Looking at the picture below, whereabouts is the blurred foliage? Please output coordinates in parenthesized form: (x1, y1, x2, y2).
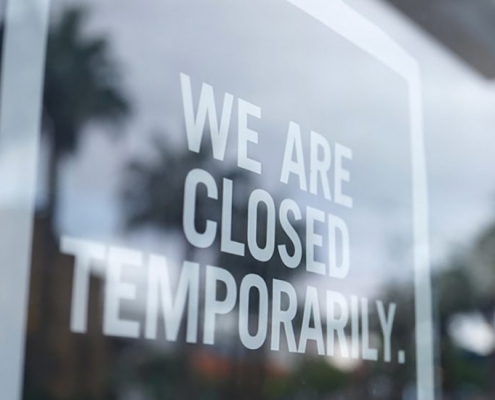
(42, 6, 131, 230)
(24, 6, 131, 400)
(294, 359, 349, 393)
(43, 6, 130, 156)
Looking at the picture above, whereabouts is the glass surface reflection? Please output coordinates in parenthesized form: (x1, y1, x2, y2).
(24, 1, 418, 399)
(0, 0, 494, 399)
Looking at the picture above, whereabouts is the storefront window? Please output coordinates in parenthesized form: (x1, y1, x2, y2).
(1, 0, 495, 399)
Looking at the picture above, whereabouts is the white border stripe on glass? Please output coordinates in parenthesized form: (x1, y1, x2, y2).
(286, 1, 434, 399)
(0, 0, 50, 399)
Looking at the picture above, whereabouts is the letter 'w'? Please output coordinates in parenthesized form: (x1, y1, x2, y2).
(180, 73, 233, 161)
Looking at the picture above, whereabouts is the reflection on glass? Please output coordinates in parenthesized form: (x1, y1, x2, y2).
(24, 2, 417, 399)
(0, 0, 492, 399)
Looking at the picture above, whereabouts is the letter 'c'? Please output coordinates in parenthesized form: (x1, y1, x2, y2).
(183, 169, 218, 248)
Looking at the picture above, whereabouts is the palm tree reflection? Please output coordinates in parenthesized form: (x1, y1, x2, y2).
(25, 6, 130, 400)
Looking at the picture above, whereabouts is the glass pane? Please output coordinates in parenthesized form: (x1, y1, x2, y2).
(1, 0, 495, 399)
